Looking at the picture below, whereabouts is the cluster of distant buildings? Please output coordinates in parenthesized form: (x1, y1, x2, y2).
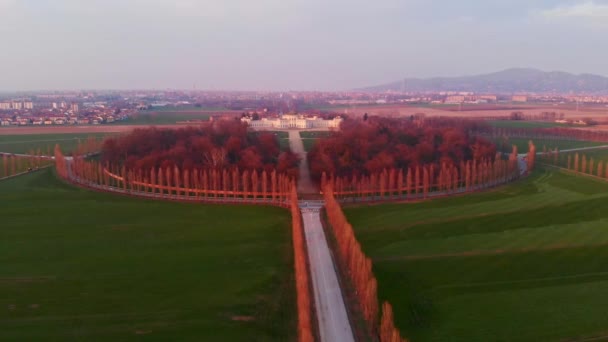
(326, 92, 608, 106)
(241, 114, 342, 129)
(0, 100, 34, 110)
(0, 97, 134, 127)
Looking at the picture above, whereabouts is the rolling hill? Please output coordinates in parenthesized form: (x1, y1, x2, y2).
(361, 68, 608, 93)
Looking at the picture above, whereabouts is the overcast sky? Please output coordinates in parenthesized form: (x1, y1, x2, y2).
(1, 0, 607, 91)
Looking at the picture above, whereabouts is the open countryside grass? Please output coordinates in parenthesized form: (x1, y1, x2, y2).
(344, 169, 608, 342)
(117, 111, 213, 125)
(558, 147, 608, 164)
(0, 170, 295, 341)
(299, 131, 332, 152)
(487, 120, 568, 129)
(0, 133, 112, 155)
(494, 137, 605, 153)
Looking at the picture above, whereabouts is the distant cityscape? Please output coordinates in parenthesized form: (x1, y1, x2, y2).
(2, 89, 608, 127)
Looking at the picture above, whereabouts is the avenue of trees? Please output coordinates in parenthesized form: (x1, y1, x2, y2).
(101, 121, 299, 178)
(308, 117, 497, 182)
(290, 185, 314, 342)
(324, 187, 408, 342)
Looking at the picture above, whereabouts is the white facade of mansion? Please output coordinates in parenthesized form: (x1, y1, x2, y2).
(241, 114, 343, 130)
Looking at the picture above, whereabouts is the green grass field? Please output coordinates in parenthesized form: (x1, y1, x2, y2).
(345, 169, 608, 342)
(301, 139, 316, 152)
(487, 120, 569, 129)
(0, 133, 112, 155)
(149, 106, 228, 112)
(117, 111, 213, 125)
(299, 131, 332, 152)
(0, 170, 295, 341)
(494, 137, 605, 153)
(558, 148, 608, 163)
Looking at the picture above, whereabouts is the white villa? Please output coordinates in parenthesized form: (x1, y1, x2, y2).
(241, 114, 343, 130)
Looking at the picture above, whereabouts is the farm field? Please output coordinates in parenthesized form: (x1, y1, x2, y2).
(0, 133, 112, 155)
(344, 169, 608, 342)
(0, 170, 295, 341)
(493, 137, 605, 153)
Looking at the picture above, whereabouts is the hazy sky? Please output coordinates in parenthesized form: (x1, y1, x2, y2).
(1, 0, 607, 91)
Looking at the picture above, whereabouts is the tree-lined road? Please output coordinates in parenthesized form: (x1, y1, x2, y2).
(300, 203, 354, 342)
(289, 130, 355, 342)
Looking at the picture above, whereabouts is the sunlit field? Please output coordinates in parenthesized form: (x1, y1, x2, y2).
(345, 168, 608, 342)
(0, 170, 295, 341)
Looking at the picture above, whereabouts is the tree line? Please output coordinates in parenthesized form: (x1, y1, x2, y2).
(55, 145, 295, 204)
(289, 185, 314, 342)
(1, 152, 53, 179)
(324, 186, 408, 342)
(542, 149, 608, 179)
(101, 121, 299, 178)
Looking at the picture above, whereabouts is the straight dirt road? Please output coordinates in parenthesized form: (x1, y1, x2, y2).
(289, 130, 354, 342)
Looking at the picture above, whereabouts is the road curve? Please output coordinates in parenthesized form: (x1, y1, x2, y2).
(300, 204, 354, 342)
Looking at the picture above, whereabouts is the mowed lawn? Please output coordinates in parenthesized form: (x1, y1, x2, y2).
(299, 131, 332, 152)
(0, 170, 295, 341)
(345, 169, 608, 342)
(0, 133, 112, 155)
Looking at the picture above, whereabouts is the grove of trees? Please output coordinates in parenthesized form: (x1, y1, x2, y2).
(308, 117, 497, 182)
(101, 121, 299, 178)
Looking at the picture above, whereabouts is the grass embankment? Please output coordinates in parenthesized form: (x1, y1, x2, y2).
(345, 169, 608, 342)
(0, 133, 111, 155)
(0, 170, 295, 341)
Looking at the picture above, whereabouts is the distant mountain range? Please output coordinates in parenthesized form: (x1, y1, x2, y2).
(360, 68, 608, 94)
